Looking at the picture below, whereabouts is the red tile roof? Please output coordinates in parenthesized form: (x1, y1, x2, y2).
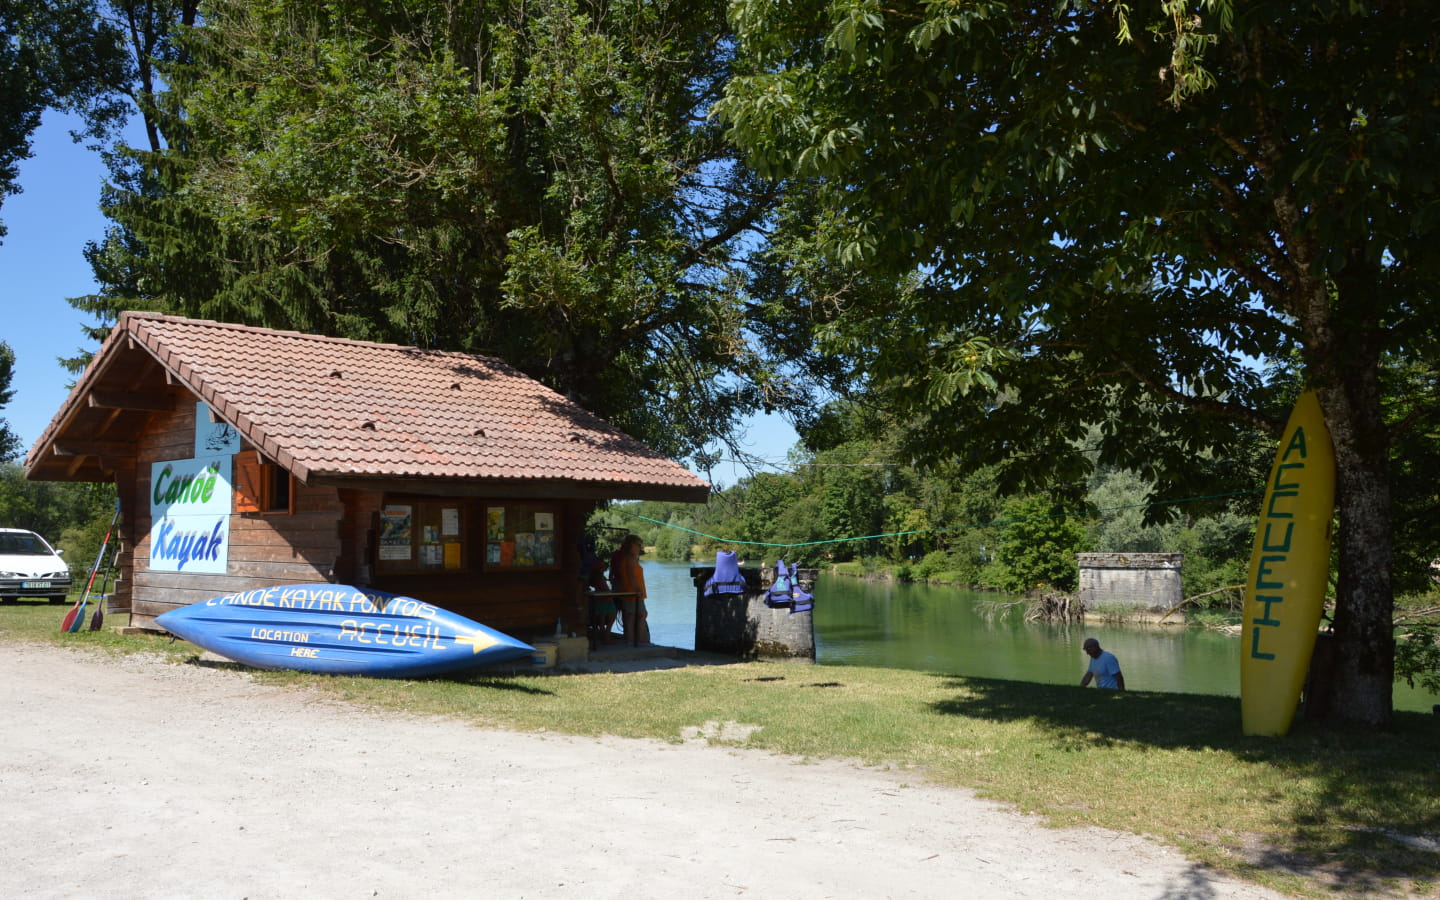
(28, 313, 710, 501)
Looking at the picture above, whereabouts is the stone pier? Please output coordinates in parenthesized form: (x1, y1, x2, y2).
(691, 564, 816, 661)
(1077, 552, 1183, 614)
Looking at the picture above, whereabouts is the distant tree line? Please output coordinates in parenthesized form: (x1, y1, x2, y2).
(592, 406, 1260, 606)
(0, 462, 116, 583)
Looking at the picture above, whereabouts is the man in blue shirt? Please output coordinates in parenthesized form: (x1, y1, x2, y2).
(1080, 638, 1125, 690)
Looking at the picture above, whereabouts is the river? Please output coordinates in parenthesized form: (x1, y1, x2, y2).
(638, 559, 1437, 713)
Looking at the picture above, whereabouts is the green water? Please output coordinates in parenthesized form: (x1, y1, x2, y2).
(640, 560, 1437, 712)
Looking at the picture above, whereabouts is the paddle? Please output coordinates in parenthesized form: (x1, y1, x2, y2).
(58, 599, 82, 634)
(87, 541, 116, 631)
(62, 499, 120, 634)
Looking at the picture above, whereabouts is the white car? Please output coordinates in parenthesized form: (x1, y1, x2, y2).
(0, 528, 73, 603)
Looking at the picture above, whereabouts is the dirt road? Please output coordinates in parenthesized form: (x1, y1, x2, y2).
(0, 645, 1283, 899)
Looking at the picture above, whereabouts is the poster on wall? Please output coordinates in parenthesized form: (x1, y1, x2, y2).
(379, 505, 413, 560)
(534, 531, 555, 566)
(148, 456, 233, 574)
(486, 507, 505, 541)
(420, 521, 442, 565)
(194, 401, 241, 457)
(514, 532, 535, 566)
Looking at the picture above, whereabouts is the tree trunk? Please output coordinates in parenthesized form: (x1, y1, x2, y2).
(1318, 371, 1395, 730)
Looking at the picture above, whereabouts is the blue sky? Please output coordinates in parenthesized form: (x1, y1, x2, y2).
(0, 112, 110, 458)
(0, 112, 796, 487)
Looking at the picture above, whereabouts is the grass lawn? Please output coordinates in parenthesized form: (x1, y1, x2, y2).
(4, 600, 1437, 898)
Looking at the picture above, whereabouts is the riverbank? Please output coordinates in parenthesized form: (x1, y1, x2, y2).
(3, 643, 1298, 900)
(5, 597, 1440, 897)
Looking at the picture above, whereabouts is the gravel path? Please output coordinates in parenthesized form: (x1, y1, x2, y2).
(0, 644, 1284, 899)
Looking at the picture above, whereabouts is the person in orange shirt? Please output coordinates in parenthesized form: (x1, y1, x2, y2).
(610, 534, 651, 647)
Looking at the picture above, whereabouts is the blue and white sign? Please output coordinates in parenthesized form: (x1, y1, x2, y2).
(195, 401, 241, 457)
(149, 456, 233, 574)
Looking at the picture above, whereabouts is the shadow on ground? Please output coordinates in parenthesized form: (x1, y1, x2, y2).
(931, 674, 1440, 894)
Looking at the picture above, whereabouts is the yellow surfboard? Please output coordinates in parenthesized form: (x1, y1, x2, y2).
(1241, 390, 1335, 736)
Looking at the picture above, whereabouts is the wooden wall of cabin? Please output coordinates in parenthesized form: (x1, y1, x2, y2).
(130, 399, 342, 628)
(333, 487, 383, 587)
(103, 460, 138, 617)
(365, 495, 596, 640)
(125, 397, 603, 637)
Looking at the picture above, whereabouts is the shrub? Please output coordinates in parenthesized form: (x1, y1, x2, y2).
(1394, 622, 1440, 695)
(912, 549, 952, 581)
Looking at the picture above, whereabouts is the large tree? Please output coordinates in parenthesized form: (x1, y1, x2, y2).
(0, 0, 132, 242)
(719, 0, 1440, 728)
(79, 0, 806, 462)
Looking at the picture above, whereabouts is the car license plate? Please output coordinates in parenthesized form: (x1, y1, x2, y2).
(22, 581, 51, 589)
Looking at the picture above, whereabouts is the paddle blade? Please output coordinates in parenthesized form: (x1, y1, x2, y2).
(59, 604, 80, 633)
(67, 600, 88, 633)
(89, 604, 104, 631)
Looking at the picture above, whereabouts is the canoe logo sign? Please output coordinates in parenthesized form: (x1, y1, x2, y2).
(149, 456, 232, 574)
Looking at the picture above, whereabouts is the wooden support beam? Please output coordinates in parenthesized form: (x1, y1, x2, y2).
(53, 440, 134, 458)
(89, 390, 172, 411)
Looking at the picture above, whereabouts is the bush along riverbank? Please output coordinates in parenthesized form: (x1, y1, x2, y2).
(824, 557, 1242, 627)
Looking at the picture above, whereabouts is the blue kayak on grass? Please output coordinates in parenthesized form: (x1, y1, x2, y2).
(155, 584, 533, 678)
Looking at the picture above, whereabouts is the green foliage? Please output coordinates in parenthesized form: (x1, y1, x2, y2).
(1384, 355, 1440, 591)
(1083, 454, 1253, 600)
(737, 473, 801, 548)
(596, 409, 1306, 595)
(995, 496, 1089, 593)
(884, 503, 932, 561)
(0, 341, 18, 460)
(1171, 523, 1250, 603)
(0, 0, 131, 241)
(653, 518, 694, 562)
(720, 0, 1440, 725)
(939, 531, 996, 588)
(1086, 465, 1196, 554)
(0, 462, 114, 580)
(76, 0, 803, 461)
(910, 549, 954, 583)
(818, 460, 884, 561)
(1393, 623, 1440, 696)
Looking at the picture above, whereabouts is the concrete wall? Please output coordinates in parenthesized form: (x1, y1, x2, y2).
(1077, 552, 1183, 613)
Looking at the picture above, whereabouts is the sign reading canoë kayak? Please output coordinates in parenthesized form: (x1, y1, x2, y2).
(149, 455, 233, 574)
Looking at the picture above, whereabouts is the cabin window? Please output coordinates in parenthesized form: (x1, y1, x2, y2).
(234, 451, 293, 515)
(376, 500, 467, 573)
(482, 503, 560, 570)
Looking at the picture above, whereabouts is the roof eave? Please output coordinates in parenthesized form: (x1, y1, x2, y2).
(306, 472, 711, 504)
(24, 313, 159, 481)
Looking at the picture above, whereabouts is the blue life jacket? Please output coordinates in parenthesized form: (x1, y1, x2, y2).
(766, 559, 815, 614)
(765, 559, 794, 607)
(703, 550, 747, 596)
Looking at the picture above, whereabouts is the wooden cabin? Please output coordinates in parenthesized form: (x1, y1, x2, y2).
(24, 312, 709, 638)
